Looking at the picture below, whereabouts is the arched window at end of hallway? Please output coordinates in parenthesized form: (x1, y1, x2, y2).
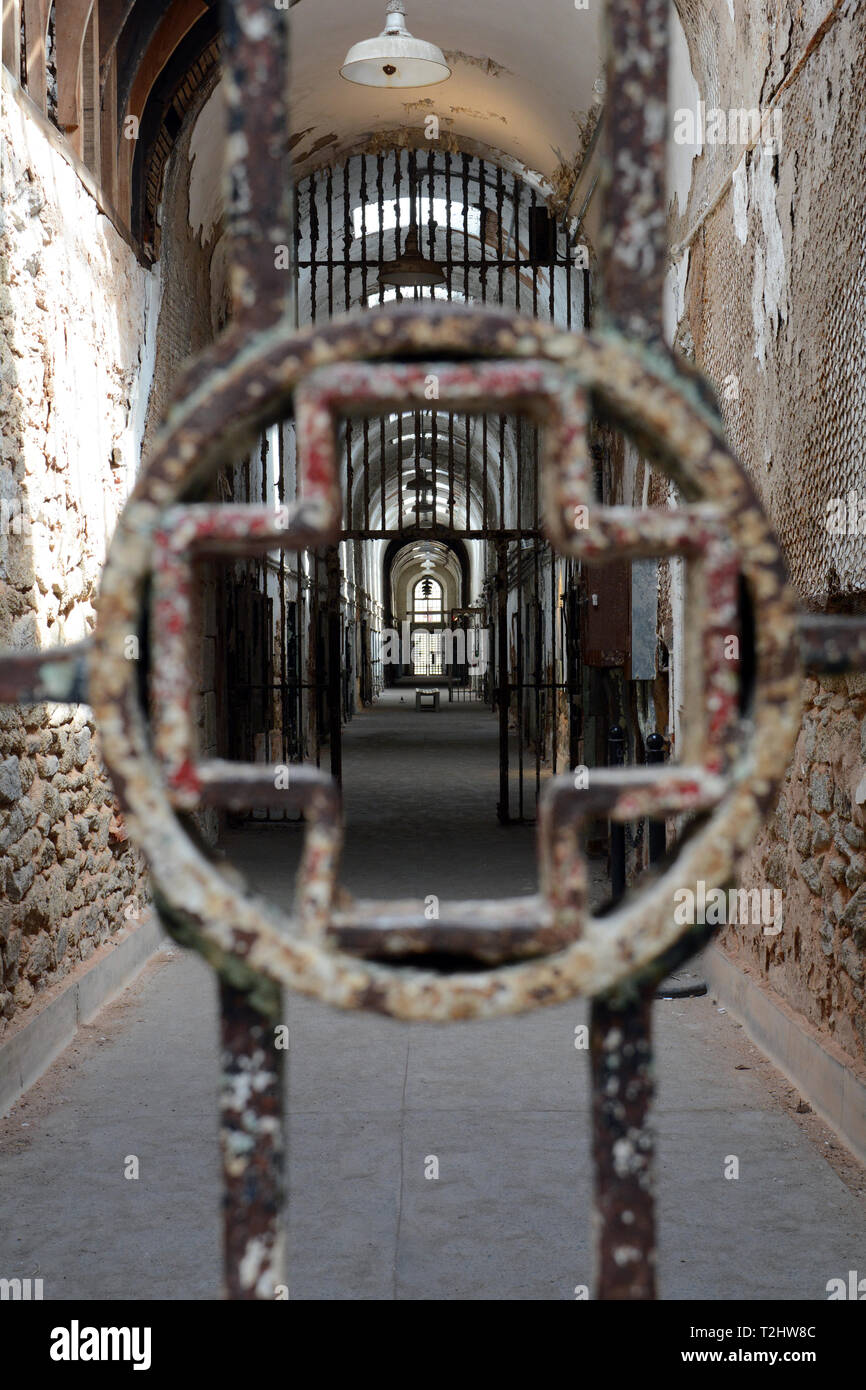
(413, 577, 444, 624)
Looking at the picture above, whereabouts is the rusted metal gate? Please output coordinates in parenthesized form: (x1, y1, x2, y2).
(2, 0, 865, 1301)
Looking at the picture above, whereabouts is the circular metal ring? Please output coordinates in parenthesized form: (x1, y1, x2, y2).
(91, 304, 801, 1020)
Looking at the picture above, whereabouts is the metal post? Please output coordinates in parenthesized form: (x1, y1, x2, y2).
(590, 989, 656, 1299)
(326, 545, 343, 784)
(497, 538, 510, 823)
(592, 718, 656, 1299)
(220, 0, 293, 327)
(607, 723, 626, 899)
(588, 0, 673, 1300)
(646, 732, 668, 864)
(215, 0, 295, 1301)
(219, 980, 285, 1300)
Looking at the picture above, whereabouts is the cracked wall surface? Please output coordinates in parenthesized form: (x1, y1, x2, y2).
(670, 0, 866, 1063)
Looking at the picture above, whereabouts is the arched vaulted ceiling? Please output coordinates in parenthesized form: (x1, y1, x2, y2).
(108, 0, 603, 249)
(283, 0, 604, 185)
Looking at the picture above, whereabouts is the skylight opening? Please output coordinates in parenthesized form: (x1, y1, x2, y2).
(353, 198, 482, 240)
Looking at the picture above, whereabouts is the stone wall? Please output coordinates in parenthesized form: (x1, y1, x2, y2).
(724, 673, 866, 1065)
(669, 0, 866, 1065)
(0, 76, 160, 1033)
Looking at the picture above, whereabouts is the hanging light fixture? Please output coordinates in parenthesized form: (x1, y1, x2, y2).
(378, 145, 446, 292)
(378, 224, 445, 291)
(405, 465, 436, 522)
(341, 2, 452, 89)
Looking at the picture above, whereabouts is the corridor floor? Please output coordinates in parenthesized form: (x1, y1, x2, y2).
(1, 694, 865, 1300)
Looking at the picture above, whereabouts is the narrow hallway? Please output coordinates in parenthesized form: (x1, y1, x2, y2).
(1, 693, 864, 1300)
(222, 691, 544, 906)
(2, 0, 866, 1321)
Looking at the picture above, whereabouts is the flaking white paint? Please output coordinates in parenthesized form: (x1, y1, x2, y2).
(188, 83, 227, 246)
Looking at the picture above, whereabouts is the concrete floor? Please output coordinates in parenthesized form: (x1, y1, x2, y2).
(1, 694, 865, 1300)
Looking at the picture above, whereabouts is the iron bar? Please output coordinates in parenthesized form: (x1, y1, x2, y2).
(599, 0, 669, 341)
(497, 538, 510, 824)
(608, 725, 627, 902)
(220, 0, 292, 325)
(646, 731, 668, 864)
(590, 989, 656, 1300)
(219, 979, 285, 1300)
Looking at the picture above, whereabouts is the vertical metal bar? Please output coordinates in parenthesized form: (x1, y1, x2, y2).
(427, 145, 436, 269)
(590, 989, 656, 1300)
(482, 416, 489, 532)
(243, 450, 253, 763)
(380, 415, 386, 537)
(430, 408, 438, 535)
(588, 0, 671, 1303)
(646, 732, 668, 863)
(608, 723, 627, 899)
(310, 553, 320, 766)
(293, 164, 301, 330)
(260, 431, 269, 768)
(462, 153, 470, 304)
(548, 204, 556, 323)
(394, 145, 403, 289)
(309, 168, 318, 324)
(398, 403, 404, 533)
(512, 172, 521, 315)
(444, 149, 453, 302)
(600, 0, 669, 342)
(448, 410, 455, 530)
(327, 165, 334, 319)
(219, 979, 285, 1300)
(498, 417, 504, 535)
(516, 536, 524, 821)
(376, 151, 385, 307)
(533, 447, 540, 812)
(565, 214, 573, 331)
(327, 546, 342, 783)
(479, 157, 488, 304)
(464, 414, 470, 534)
(278, 426, 288, 766)
(516, 418, 523, 536)
(359, 154, 368, 307)
(592, 714, 656, 1300)
(343, 160, 352, 315)
(497, 538, 510, 824)
(496, 164, 504, 306)
(220, 0, 293, 325)
(590, 710, 657, 1299)
(346, 419, 354, 536)
(567, 568, 581, 770)
(550, 533, 557, 775)
(363, 418, 370, 534)
(414, 407, 421, 529)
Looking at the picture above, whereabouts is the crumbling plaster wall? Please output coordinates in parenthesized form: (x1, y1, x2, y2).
(142, 76, 224, 843)
(0, 78, 160, 1032)
(669, 0, 866, 1062)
